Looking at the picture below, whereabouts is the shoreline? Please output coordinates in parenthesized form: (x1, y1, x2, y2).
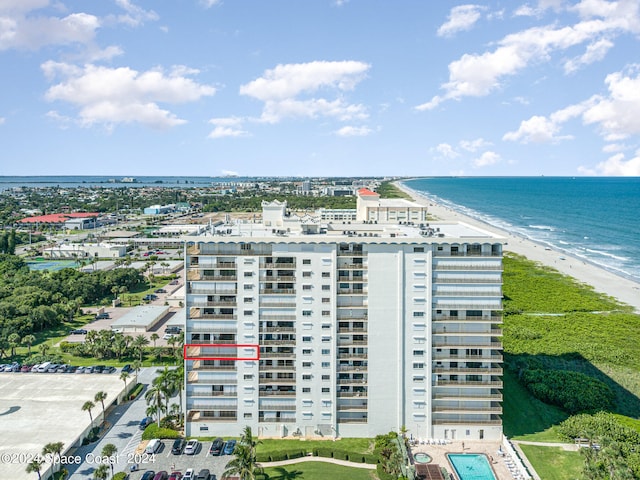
(395, 181, 640, 313)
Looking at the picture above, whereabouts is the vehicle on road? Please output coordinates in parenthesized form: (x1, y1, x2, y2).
(141, 472, 155, 480)
(103, 366, 116, 374)
(223, 439, 236, 455)
(70, 329, 88, 335)
(182, 469, 194, 480)
(196, 469, 210, 480)
(143, 294, 158, 301)
(169, 472, 183, 480)
(184, 439, 199, 455)
(209, 438, 224, 456)
(139, 417, 154, 430)
(153, 471, 168, 480)
(155, 288, 167, 293)
(122, 364, 133, 373)
(95, 312, 110, 319)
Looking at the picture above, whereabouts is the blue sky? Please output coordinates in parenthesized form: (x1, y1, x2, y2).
(1, 0, 639, 177)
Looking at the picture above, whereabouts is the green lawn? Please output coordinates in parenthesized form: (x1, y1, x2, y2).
(259, 462, 376, 480)
(257, 438, 373, 457)
(519, 445, 583, 480)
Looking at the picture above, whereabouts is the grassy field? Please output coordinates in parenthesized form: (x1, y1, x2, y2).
(518, 445, 583, 480)
(257, 438, 374, 457)
(375, 181, 412, 199)
(259, 461, 377, 480)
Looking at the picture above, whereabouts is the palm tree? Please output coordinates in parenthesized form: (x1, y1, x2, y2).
(25, 459, 44, 480)
(93, 464, 109, 480)
(8, 333, 20, 357)
(21, 334, 36, 355)
(132, 335, 149, 362)
(223, 442, 263, 480)
(42, 441, 64, 477)
(101, 443, 118, 478)
(82, 400, 95, 424)
(168, 365, 184, 424)
(150, 333, 159, 347)
(120, 371, 131, 393)
(144, 384, 166, 427)
(38, 342, 50, 357)
(94, 391, 108, 426)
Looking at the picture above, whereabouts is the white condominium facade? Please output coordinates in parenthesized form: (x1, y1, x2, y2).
(184, 203, 504, 441)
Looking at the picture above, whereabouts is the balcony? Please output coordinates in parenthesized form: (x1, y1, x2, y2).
(188, 371, 237, 383)
(260, 302, 297, 308)
(189, 288, 237, 295)
(261, 339, 296, 346)
(259, 377, 296, 384)
(433, 264, 502, 271)
(337, 327, 367, 333)
(337, 379, 367, 385)
(258, 390, 296, 397)
(434, 290, 502, 297)
(189, 391, 238, 397)
(260, 364, 295, 371)
(260, 316, 297, 322)
(433, 393, 503, 401)
(187, 411, 237, 422)
(189, 339, 238, 345)
(433, 303, 503, 310)
(336, 391, 368, 398)
(190, 300, 237, 307)
(258, 417, 297, 423)
(337, 288, 367, 295)
(436, 380, 503, 387)
(433, 277, 502, 284)
(337, 352, 368, 359)
(337, 263, 368, 269)
(336, 404, 368, 411)
(261, 261, 296, 269)
(189, 327, 237, 334)
(337, 339, 368, 346)
(260, 275, 296, 282)
(433, 315, 503, 323)
(262, 326, 296, 333)
(432, 405, 502, 414)
(191, 313, 237, 320)
(433, 353, 503, 362)
(336, 417, 368, 423)
(260, 352, 296, 359)
(433, 340, 502, 349)
(190, 361, 237, 371)
(259, 404, 296, 411)
(433, 327, 503, 335)
(337, 250, 366, 257)
(260, 289, 296, 295)
(433, 367, 503, 375)
(337, 365, 367, 372)
(432, 417, 502, 426)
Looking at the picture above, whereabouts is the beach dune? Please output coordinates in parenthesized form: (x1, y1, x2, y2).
(396, 181, 640, 313)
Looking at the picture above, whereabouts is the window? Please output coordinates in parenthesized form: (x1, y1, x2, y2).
(244, 310, 253, 316)
(413, 311, 425, 317)
(303, 271, 312, 277)
(321, 336, 331, 342)
(414, 247, 424, 253)
(243, 413, 252, 419)
(244, 284, 253, 290)
(302, 387, 311, 393)
(244, 297, 253, 303)
(322, 387, 330, 393)
(244, 374, 254, 380)
(303, 259, 311, 265)
(302, 336, 312, 342)
(413, 350, 424, 357)
(322, 297, 330, 303)
(302, 362, 312, 368)
(303, 285, 312, 290)
(302, 349, 312, 354)
(413, 362, 424, 369)
(322, 310, 331, 316)
(321, 362, 330, 368)
(302, 310, 312, 317)
(322, 375, 330, 380)
(322, 324, 331, 330)
(322, 285, 330, 291)
(302, 374, 312, 380)
(321, 349, 330, 355)
(322, 272, 330, 278)
(244, 271, 253, 277)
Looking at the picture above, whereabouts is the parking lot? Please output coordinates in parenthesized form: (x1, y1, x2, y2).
(127, 438, 234, 480)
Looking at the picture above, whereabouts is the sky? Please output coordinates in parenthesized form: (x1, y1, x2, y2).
(1, 0, 640, 177)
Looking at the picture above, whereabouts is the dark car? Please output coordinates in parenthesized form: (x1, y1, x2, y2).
(171, 438, 185, 455)
(141, 472, 155, 480)
(155, 288, 167, 293)
(153, 472, 168, 480)
(143, 294, 158, 301)
(209, 438, 224, 456)
(95, 312, 110, 319)
(223, 439, 236, 455)
(93, 365, 104, 373)
(196, 469, 210, 480)
(139, 417, 153, 430)
(165, 326, 181, 334)
(122, 364, 133, 373)
(102, 366, 116, 374)
(64, 365, 77, 373)
(70, 329, 88, 335)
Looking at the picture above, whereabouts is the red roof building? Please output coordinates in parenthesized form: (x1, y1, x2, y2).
(18, 212, 99, 224)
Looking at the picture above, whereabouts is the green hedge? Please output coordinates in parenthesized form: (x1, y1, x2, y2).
(141, 423, 182, 440)
(128, 383, 144, 400)
(112, 473, 128, 480)
(521, 369, 615, 414)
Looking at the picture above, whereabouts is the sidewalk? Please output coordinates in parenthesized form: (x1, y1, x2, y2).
(258, 455, 377, 470)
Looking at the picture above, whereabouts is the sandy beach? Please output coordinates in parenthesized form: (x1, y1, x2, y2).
(395, 181, 640, 313)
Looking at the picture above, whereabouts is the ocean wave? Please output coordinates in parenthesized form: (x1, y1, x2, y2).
(529, 225, 555, 231)
(584, 248, 630, 262)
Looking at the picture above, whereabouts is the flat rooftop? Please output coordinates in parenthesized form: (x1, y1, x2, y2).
(0, 373, 124, 480)
(111, 305, 170, 330)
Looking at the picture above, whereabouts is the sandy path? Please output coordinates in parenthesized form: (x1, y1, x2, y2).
(395, 181, 640, 313)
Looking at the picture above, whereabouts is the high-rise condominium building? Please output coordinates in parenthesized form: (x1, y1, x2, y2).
(184, 191, 504, 441)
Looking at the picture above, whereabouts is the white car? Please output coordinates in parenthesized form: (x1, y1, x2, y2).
(163, 333, 174, 340)
(183, 469, 195, 480)
(183, 440, 199, 455)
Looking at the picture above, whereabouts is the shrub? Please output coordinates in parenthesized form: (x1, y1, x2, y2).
(315, 447, 334, 458)
(256, 453, 271, 463)
(128, 383, 144, 400)
(521, 369, 615, 414)
(112, 473, 128, 480)
(141, 423, 181, 440)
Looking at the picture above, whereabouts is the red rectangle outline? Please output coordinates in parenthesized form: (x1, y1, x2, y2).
(183, 343, 260, 361)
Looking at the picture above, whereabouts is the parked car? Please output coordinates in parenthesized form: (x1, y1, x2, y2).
(182, 469, 195, 480)
(163, 333, 174, 340)
(102, 366, 116, 374)
(140, 472, 155, 480)
(223, 439, 236, 455)
(83, 366, 94, 374)
(183, 439, 199, 455)
(47, 364, 60, 373)
(165, 326, 181, 334)
(143, 294, 158, 301)
(195, 469, 210, 480)
(139, 417, 153, 430)
(95, 312, 110, 319)
(20, 365, 32, 373)
(65, 365, 78, 373)
(37, 362, 51, 373)
(169, 280, 179, 285)
(122, 364, 133, 373)
(171, 438, 186, 455)
(70, 329, 88, 335)
(153, 471, 168, 480)
(209, 438, 224, 456)
(31, 364, 41, 373)
(4, 362, 20, 372)
(56, 365, 68, 373)
(169, 472, 182, 480)
(93, 365, 104, 374)
(155, 288, 166, 293)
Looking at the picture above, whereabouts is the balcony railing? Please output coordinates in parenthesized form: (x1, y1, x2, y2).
(434, 290, 502, 297)
(434, 315, 503, 322)
(337, 379, 367, 385)
(258, 390, 296, 396)
(337, 327, 367, 333)
(436, 380, 503, 387)
(337, 365, 367, 372)
(259, 378, 296, 384)
(261, 339, 296, 346)
(336, 417, 368, 423)
(433, 328, 503, 335)
(433, 278, 502, 284)
(260, 302, 297, 308)
(261, 262, 296, 269)
(337, 263, 368, 269)
(432, 419, 502, 425)
(190, 362, 237, 371)
(260, 275, 296, 282)
(191, 314, 237, 320)
(190, 301, 237, 307)
(336, 404, 368, 411)
(260, 316, 296, 322)
(260, 289, 296, 295)
(337, 339, 368, 346)
(260, 352, 296, 358)
(433, 367, 503, 375)
(187, 411, 237, 422)
(337, 251, 366, 257)
(432, 406, 502, 413)
(337, 289, 367, 295)
(434, 264, 502, 271)
(433, 353, 503, 361)
(433, 341, 502, 349)
(336, 392, 367, 398)
(433, 303, 503, 310)
(337, 353, 368, 359)
(259, 404, 296, 411)
(260, 364, 295, 371)
(258, 417, 297, 423)
(189, 391, 238, 397)
(433, 393, 503, 401)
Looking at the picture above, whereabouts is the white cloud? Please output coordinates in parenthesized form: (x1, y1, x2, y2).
(43, 62, 215, 129)
(579, 151, 640, 175)
(602, 143, 626, 153)
(514, 0, 564, 17)
(221, 169, 239, 176)
(437, 5, 486, 37)
(460, 137, 492, 152)
(564, 37, 614, 73)
(335, 125, 372, 137)
(240, 61, 370, 123)
(200, 0, 222, 8)
(473, 151, 501, 167)
(0, 0, 49, 14)
(207, 117, 248, 138)
(503, 115, 570, 143)
(0, 11, 100, 51)
(0, 116, 5, 125)
(418, 1, 640, 109)
(435, 143, 460, 158)
(113, 0, 158, 27)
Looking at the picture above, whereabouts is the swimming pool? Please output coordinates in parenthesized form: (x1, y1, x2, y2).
(447, 454, 496, 480)
(414, 452, 432, 463)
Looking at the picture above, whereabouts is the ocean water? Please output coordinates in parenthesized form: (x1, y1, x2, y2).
(403, 177, 640, 282)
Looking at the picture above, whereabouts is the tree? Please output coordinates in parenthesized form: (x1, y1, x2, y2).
(223, 427, 263, 480)
(21, 334, 36, 355)
(42, 441, 64, 477)
(144, 384, 165, 427)
(93, 464, 109, 480)
(8, 332, 20, 357)
(25, 459, 44, 480)
(101, 443, 118, 478)
(120, 371, 131, 393)
(150, 333, 159, 347)
(132, 359, 142, 384)
(82, 400, 95, 424)
(132, 335, 149, 362)
(94, 391, 108, 426)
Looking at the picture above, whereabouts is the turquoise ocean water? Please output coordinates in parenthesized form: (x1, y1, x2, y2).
(403, 177, 640, 283)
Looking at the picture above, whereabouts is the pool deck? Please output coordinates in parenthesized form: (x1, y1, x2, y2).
(411, 440, 516, 480)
